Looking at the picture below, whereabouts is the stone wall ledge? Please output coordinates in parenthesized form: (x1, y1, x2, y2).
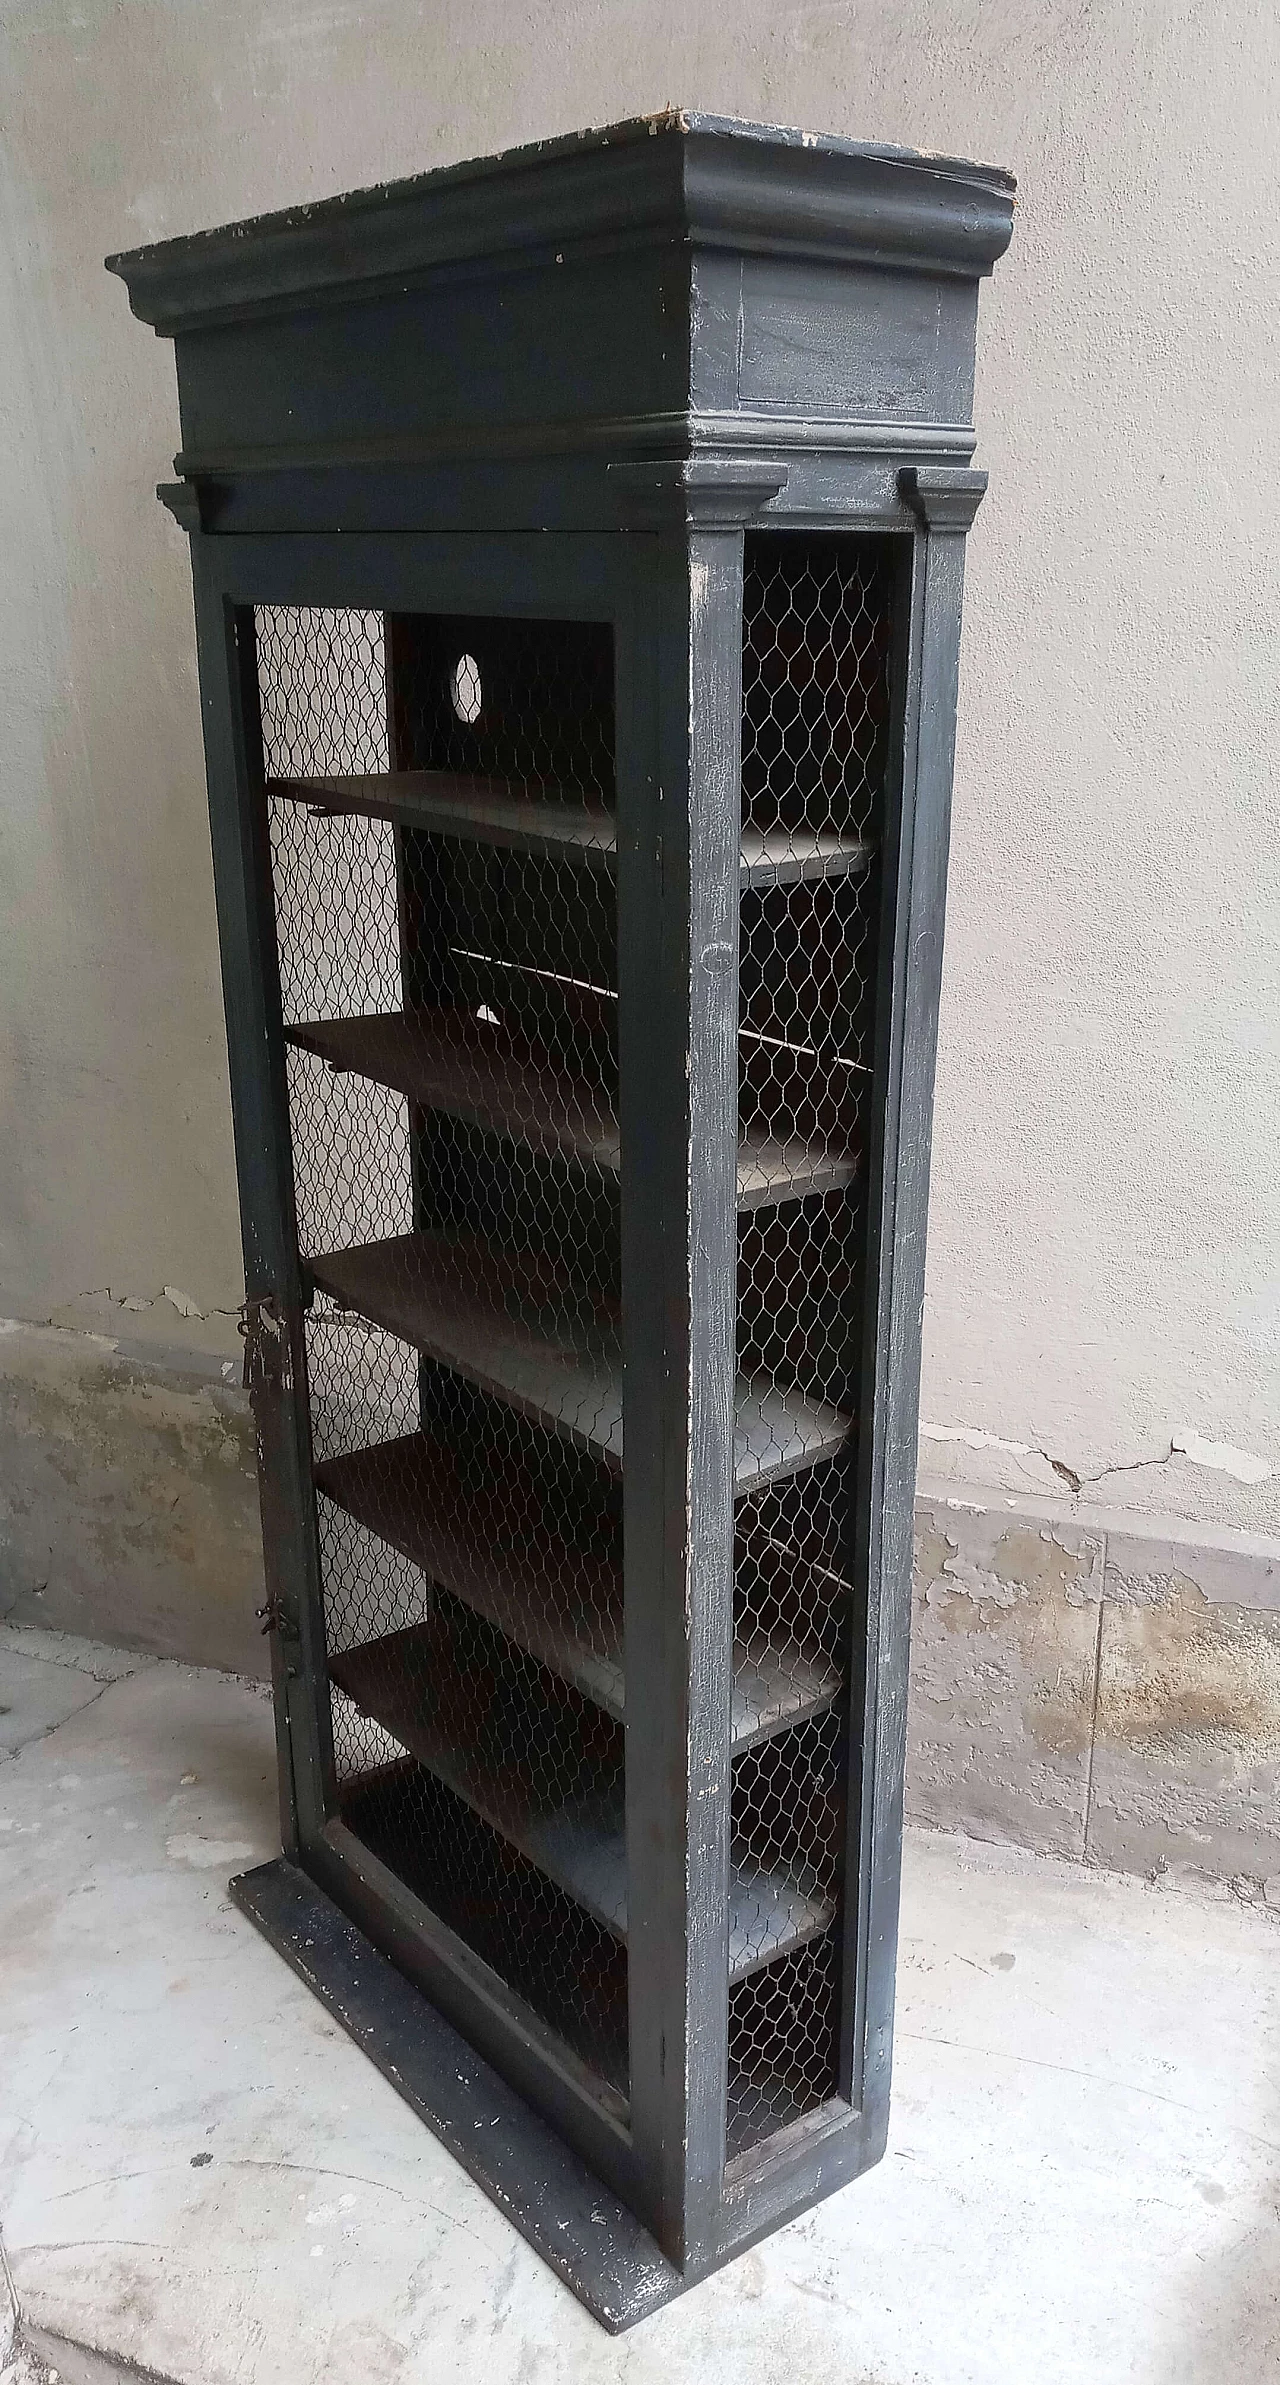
(911, 1481, 1280, 1892)
(3, 1319, 1276, 1891)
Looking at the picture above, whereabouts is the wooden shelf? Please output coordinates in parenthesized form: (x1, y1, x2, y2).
(268, 775, 876, 889)
(307, 1232, 852, 1491)
(269, 771, 616, 862)
(330, 1616, 836, 1979)
(315, 1430, 842, 1749)
(288, 1009, 860, 1209)
(335, 1759, 631, 2109)
(338, 1757, 838, 2142)
(739, 825, 876, 889)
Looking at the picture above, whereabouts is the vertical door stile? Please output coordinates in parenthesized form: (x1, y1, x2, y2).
(840, 522, 925, 2130)
(189, 564, 336, 1851)
(852, 472, 987, 2140)
(681, 521, 745, 2265)
(616, 523, 691, 2255)
(619, 518, 742, 2270)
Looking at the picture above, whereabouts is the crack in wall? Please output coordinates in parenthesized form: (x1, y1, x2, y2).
(23, 1288, 244, 1327)
(1052, 1445, 1178, 1497)
(923, 1425, 1274, 1498)
(919, 1424, 1179, 1496)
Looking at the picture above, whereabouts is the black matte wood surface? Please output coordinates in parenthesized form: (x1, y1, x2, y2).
(107, 116, 1013, 545)
(114, 110, 1012, 2314)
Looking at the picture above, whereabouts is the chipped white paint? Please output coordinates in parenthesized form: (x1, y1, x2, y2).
(1171, 1432, 1273, 1486)
(924, 1422, 1278, 1507)
(921, 1423, 1036, 1459)
(926, 1553, 1020, 1609)
(163, 1286, 205, 1320)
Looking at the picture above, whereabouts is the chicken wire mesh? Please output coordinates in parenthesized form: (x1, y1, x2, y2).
(257, 602, 629, 2100)
(726, 533, 893, 2154)
(250, 537, 892, 2155)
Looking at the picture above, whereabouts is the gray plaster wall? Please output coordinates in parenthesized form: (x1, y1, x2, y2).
(0, 1321, 264, 1676)
(1, 0, 1278, 1846)
(2, 1306, 1275, 1892)
(2, 0, 1277, 1538)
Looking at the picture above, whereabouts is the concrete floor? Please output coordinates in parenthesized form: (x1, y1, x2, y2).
(1, 1620, 1278, 2385)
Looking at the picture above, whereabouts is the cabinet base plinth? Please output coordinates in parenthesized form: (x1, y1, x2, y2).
(228, 1856, 685, 2332)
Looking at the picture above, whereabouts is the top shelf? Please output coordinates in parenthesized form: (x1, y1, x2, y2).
(268, 774, 876, 890)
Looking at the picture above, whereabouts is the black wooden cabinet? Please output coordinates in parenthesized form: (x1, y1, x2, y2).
(108, 115, 1013, 2329)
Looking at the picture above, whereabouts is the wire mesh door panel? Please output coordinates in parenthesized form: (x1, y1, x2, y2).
(726, 533, 896, 2163)
(255, 601, 629, 2111)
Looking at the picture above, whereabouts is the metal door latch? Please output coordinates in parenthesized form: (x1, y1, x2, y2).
(239, 1293, 289, 1392)
(255, 1595, 299, 1642)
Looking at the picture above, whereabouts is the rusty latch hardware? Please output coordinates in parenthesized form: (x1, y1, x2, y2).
(239, 1292, 287, 1391)
(255, 1595, 299, 1642)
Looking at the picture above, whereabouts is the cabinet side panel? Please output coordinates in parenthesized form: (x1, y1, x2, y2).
(853, 517, 971, 2139)
(728, 531, 899, 2166)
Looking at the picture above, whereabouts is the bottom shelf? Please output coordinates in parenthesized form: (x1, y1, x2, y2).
(341, 1756, 630, 2102)
(338, 1755, 841, 2164)
(726, 1927, 840, 2159)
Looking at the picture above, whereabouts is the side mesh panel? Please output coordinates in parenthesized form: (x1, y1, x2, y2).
(727, 534, 894, 2158)
(256, 605, 628, 2107)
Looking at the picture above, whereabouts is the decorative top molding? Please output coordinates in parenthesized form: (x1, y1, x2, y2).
(105, 114, 1016, 337)
(898, 465, 989, 531)
(156, 478, 203, 532)
(609, 457, 788, 526)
